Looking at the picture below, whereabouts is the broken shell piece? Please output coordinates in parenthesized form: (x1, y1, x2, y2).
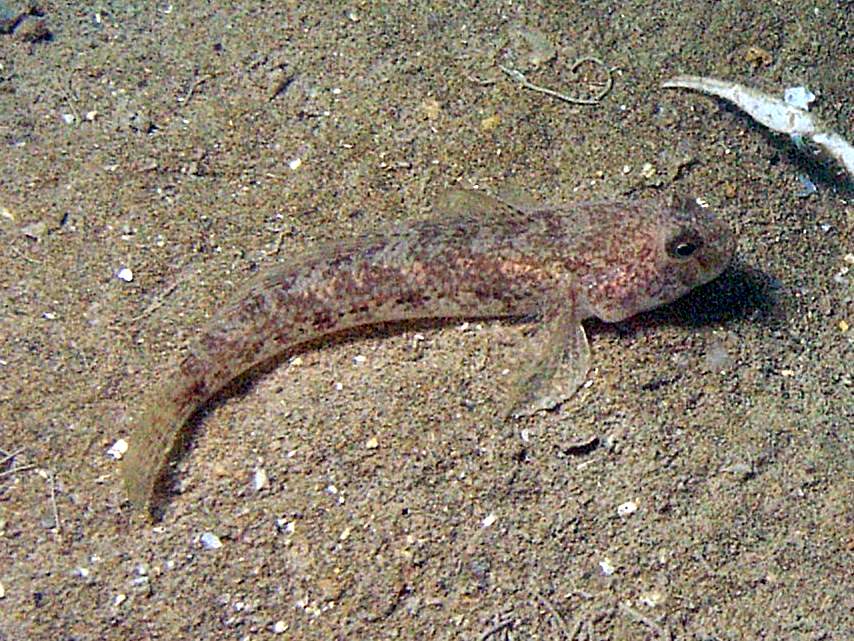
(253, 467, 268, 491)
(507, 24, 556, 69)
(663, 75, 816, 134)
(107, 439, 129, 460)
(200, 532, 223, 549)
(662, 75, 854, 177)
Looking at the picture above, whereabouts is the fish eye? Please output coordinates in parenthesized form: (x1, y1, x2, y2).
(667, 231, 703, 259)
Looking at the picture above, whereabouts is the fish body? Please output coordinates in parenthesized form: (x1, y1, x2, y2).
(121, 190, 734, 513)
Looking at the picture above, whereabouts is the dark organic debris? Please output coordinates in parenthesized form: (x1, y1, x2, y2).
(0, 3, 50, 43)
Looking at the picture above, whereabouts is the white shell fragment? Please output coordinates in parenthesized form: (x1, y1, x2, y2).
(617, 500, 638, 517)
(599, 558, 616, 576)
(200, 532, 223, 549)
(107, 439, 129, 460)
(662, 75, 854, 176)
(253, 467, 268, 491)
(116, 267, 134, 282)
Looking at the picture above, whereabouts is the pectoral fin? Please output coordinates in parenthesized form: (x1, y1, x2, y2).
(505, 306, 591, 418)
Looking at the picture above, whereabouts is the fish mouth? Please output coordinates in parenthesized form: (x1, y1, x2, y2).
(697, 225, 736, 282)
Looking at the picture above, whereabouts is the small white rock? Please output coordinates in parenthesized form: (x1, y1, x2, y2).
(253, 467, 268, 491)
(116, 267, 134, 282)
(114, 593, 127, 607)
(599, 558, 616, 576)
(278, 519, 295, 532)
(639, 589, 665, 608)
(62, 113, 76, 124)
(288, 158, 302, 170)
(107, 439, 128, 460)
(617, 500, 638, 517)
(273, 620, 287, 634)
(200, 532, 223, 550)
(482, 512, 497, 528)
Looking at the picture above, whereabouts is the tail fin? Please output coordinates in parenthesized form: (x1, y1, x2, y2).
(120, 386, 196, 515)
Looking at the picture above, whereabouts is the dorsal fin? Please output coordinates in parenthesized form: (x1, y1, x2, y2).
(495, 183, 543, 213)
(434, 189, 511, 218)
(434, 187, 544, 219)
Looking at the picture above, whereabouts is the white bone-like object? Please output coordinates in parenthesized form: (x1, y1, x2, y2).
(663, 75, 854, 177)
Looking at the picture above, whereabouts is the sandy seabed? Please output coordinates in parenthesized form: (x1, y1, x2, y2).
(0, 2, 851, 639)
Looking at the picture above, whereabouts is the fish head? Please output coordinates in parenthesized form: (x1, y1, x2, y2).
(581, 195, 735, 323)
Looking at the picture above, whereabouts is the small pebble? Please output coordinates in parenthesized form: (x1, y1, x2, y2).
(276, 519, 295, 535)
(253, 467, 268, 491)
(480, 114, 500, 131)
(200, 532, 223, 550)
(421, 98, 441, 120)
(273, 620, 287, 634)
(116, 267, 134, 282)
(107, 439, 128, 460)
(482, 512, 497, 528)
(599, 558, 615, 576)
(641, 162, 656, 179)
(639, 589, 665, 608)
(288, 158, 302, 170)
(365, 436, 379, 450)
(617, 500, 637, 517)
(796, 174, 817, 198)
